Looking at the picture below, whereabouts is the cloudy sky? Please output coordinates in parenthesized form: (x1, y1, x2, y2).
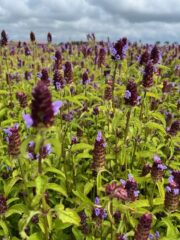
(0, 0, 180, 43)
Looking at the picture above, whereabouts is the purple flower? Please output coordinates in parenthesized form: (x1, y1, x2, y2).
(157, 164, 167, 170)
(168, 175, 174, 184)
(51, 56, 57, 61)
(29, 141, 35, 148)
(55, 82, 61, 90)
(96, 131, 102, 141)
(110, 47, 117, 56)
(95, 197, 100, 205)
(22, 114, 33, 128)
(44, 144, 52, 155)
(28, 152, 34, 160)
(4, 128, 12, 136)
(154, 155, 161, 163)
(173, 188, 179, 195)
(124, 90, 131, 99)
(52, 100, 63, 115)
(165, 186, 171, 192)
(149, 233, 154, 240)
(101, 210, 107, 219)
(128, 174, 133, 181)
(134, 190, 140, 197)
(37, 72, 42, 78)
(155, 231, 160, 239)
(4, 124, 19, 137)
(94, 208, 100, 216)
(120, 179, 126, 187)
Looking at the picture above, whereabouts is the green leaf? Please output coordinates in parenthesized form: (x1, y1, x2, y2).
(156, 180, 165, 199)
(146, 92, 160, 100)
(55, 205, 80, 226)
(4, 177, 21, 197)
(72, 226, 84, 240)
(47, 137, 61, 158)
(0, 220, 9, 237)
(151, 112, 166, 127)
(29, 232, 43, 240)
(44, 167, 65, 179)
(35, 175, 48, 195)
(46, 183, 67, 197)
(84, 180, 94, 196)
(128, 199, 150, 208)
(145, 122, 166, 135)
(5, 204, 28, 217)
(71, 143, 93, 152)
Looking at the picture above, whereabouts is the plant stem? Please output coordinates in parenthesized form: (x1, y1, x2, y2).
(149, 181, 156, 209)
(112, 62, 118, 111)
(123, 108, 132, 176)
(42, 194, 49, 240)
(110, 199, 113, 240)
(139, 90, 147, 120)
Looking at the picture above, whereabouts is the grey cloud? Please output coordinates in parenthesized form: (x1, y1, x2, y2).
(0, 0, 179, 43)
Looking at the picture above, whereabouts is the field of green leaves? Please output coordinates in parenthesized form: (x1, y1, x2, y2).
(0, 31, 179, 240)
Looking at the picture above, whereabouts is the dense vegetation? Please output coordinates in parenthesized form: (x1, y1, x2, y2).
(0, 31, 179, 240)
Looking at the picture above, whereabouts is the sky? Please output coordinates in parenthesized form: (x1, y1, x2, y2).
(0, 0, 180, 43)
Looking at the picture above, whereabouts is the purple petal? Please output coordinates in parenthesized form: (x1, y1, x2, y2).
(52, 101, 63, 115)
(95, 197, 100, 205)
(120, 179, 126, 187)
(154, 154, 161, 163)
(29, 141, 35, 147)
(94, 208, 100, 216)
(124, 90, 131, 99)
(134, 190, 140, 197)
(128, 174, 133, 181)
(96, 131, 102, 141)
(168, 175, 174, 184)
(22, 114, 33, 128)
(149, 233, 154, 240)
(155, 231, 160, 239)
(45, 144, 52, 155)
(3, 128, 12, 136)
(165, 186, 171, 192)
(173, 188, 179, 195)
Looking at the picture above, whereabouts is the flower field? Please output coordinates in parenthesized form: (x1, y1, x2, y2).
(0, 31, 179, 240)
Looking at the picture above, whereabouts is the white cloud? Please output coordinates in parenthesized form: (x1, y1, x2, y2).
(0, 0, 179, 43)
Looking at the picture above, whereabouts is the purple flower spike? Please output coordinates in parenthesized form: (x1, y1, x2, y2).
(22, 114, 33, 128)
(96, 131, 102, 141)
(52, 100, 63, 115)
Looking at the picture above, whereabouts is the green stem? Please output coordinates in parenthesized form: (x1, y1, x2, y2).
(112, 62, 118, 111)
(124, 108, 132, 177)
(110, 199, 113, 240)
(139, 90, 147, 120)
(149, 181, 156, 209)
(42, 194, 49, 240)
(124, 109, 131, 143)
